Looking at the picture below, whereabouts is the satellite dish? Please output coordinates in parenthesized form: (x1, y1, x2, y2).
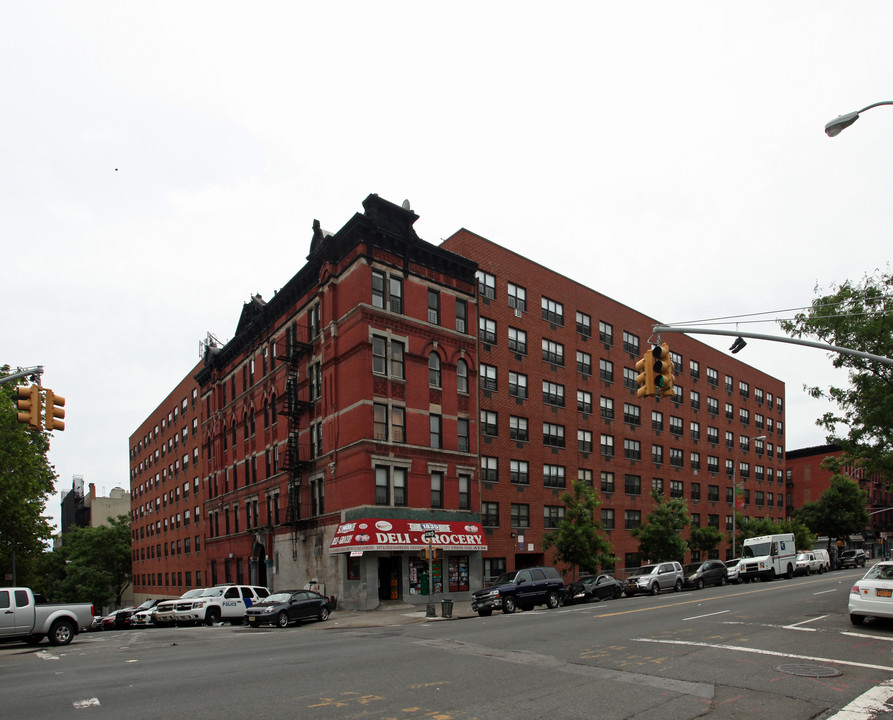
(402, 199, 411, 210)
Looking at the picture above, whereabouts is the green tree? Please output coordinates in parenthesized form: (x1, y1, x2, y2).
(734, 514, 815, 554)
(43, 515, 132, 611)
(779, 268, 893, 476)
(794, 473, 868, 555)
(542, 479, 615, 576)
(0, 367, 58, 586)
(630, 491, 689, 563)
(688, 525, 723, 556)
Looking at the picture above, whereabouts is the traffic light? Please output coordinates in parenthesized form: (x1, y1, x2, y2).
(635, 352, 656, 398)
(44, 389, 65, 431)
(422, 546, 442, 561)
(16, 384, 41, 429)
(652, 342, 675, 397)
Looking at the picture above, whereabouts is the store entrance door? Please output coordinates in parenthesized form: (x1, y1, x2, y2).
(377, 556, 402, 601)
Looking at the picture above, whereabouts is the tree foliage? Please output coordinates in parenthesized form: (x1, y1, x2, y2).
(734, 514, 815, 554)
(688, 525, 723, 555)
(630, 491, 689, 563)
(794, 474, 868, 552)
(0, 366, 58, 585)
(779, 268, 893, 476)
(542, 479, 615, 576)
(39, 515, 132, 611)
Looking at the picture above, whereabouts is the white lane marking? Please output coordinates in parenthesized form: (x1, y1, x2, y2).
(785, 615, 828, 629)
(842, 632, 893, 643)
(634, 637, 893, 672)
(683, 609, 730, 621)
(826, 679, 893, 720)
(814, 589, 837, 595)
(73, 698, 100, 709)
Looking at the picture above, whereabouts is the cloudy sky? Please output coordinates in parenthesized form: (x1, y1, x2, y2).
(3, 3, 890, 531)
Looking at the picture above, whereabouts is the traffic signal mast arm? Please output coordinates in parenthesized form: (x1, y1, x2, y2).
(651, 325, 893, 366)
(0, 366, 44, 386)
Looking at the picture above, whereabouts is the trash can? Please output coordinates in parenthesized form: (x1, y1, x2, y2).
(441, 598, 453, 618)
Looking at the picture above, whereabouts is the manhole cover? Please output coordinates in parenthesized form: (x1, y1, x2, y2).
(775, 663, 842, 678)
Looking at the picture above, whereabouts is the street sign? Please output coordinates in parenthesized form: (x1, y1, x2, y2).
(423, 530, 436, 540)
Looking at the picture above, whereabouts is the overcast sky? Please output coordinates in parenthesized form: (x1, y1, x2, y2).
(3, 3, 891, 532)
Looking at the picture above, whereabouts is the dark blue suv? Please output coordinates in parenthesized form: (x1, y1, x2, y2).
(471, 566, 565, 616)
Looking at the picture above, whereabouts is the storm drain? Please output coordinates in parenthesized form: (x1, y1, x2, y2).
(775, 663, 842, 678)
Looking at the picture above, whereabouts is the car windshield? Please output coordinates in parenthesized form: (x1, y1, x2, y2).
(796, 554, 808, 561)
(634, 565, 658, 575)
(265, 593, 293, 603)
(181, 589, 205, 599)
(491, 572, 520, 585)
(134, 600, 155, 610)
(682, 563, 701, 574)
(725, 559, 740, 568)
(865, 564, 893, 581)
(743, 542, 770, 558)
(200, 588, 225, 597)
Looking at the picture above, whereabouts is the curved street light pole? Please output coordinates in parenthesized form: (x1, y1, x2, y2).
(825, 101, 893, 137)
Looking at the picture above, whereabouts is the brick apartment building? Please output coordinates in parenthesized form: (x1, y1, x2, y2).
(786, 444, 893, 558)
(442, 229, 787, 575)
(129, 194, 788, 608)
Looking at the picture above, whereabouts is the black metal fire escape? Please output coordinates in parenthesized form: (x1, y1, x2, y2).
(279, 323, 314, 528)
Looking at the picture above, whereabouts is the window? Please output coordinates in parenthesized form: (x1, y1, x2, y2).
(624, 439, 641, 460)
(509, 372, 528, 399)
(428, 353, 442, 387)
(480, 318, 497, 345)
(669, 416, 683, 436)
(670, 480, 684, 498)
(543, 422, 565, 448)
(690, 452, 700, 470)
(602, 508, 615, 529)
(623, 367, 637, 390)
(510, 416, 529, 442)
(375, 465, 408, 506)
(542, 339, 564, 366)
(690, 421, 700, 441)
(599, 321, 613, 345)
(652, 477, 664, 495)
(541, 296, 564, 325)
(507, 283, 526, 311)
(427, 289, 440, 325)
(508, 327, 527, 354)
(578, 468, 593, 486)
(707, 426, 719, 444)
(739, 381, 750, 399)
(600, 434, 614, 457)
(371, 335, 404, 379)
(652, 410, 663, 432)
(577, 390, 592, 414)
(429, 414, 442, 449)
(599, 359, 614, 383)
(544, 505, 565, 529)
(482, 502, 499, 526)
(690, 390, 700, 410)
(476, 270, 495, 299)
(576, 350, 592, 376)
(725, 431, 734, 449)
(371, 270, 403, 313)
(481, 456, 498, 483)
(652, 444, 663, 464)
(309, 362, 322, 400)
(481, 364, 497, 392)
(578, 430, 593, 453)
(372, 270, 385, 308)
(576, 311, 591, 337)
(691, 512, 700, 527)
(739, 408, 750, 425)
(623, 403, 641, 425)
(459, 474, 471, 510)
(510, 459, 529, 484)
(625, 510, 642, 529)
(481, 410, 498, 437)
(725, 375, 733, 393)
(622, 331, 640, 355)
(707, 397, 719, 415)
(455, 299, 467, 333)
(601, 471, 615, 493)
(543, 464, 565, 488)
(707, 455, 719, 473)
(707, 367, 718, 386)
(669, 448, 684, 468)
(600, 396, 614, 419)
(691, 482, 701, 500)
(457, 359, 468, 393)
(511, 504, 530, 528)
(689, 359, 700, 379)
(625, 474, 641, 495)
(708, 484, 719, 502)
(542, 380, 565, 407)
(458, 418, 470, 452)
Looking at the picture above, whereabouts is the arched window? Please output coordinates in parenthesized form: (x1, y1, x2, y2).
(243, 413, 249, 440)
(428, 353, 441, 387)
(263, 399, 270, 429)
(232, 420, 237, 447)
(271, 394, 278, 424)
(457, 359, 468, 393)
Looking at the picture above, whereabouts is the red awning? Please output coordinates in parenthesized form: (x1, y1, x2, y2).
(329, 518, 487, 554)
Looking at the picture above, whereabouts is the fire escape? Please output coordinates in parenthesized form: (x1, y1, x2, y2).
(279, 323, 314, 534)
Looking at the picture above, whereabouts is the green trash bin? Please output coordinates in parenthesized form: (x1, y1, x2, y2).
(441, 598, 453, 618)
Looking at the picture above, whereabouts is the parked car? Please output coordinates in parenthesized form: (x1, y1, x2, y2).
(849, 560, 893, 624)
(245, 590, 331, 627)
(100, 608, 137, 630)
(795, 552, 824, 576)
(813, 549, 832, 572)
(129, 599, 164, 627)
(624, 562, 684, 596)
(725, 558, 743, 584)
(563, 574, 624, 605)
(682, 560, 728, 590)
(471, 566, 564, 616)
(839, 549, 868, 569)
(0, 587, 94, 646)
(172, 585, 270, 625)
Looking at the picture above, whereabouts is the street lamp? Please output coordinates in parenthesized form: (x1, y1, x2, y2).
(825, 101, 893, 137)
(730, 434, 767, 559)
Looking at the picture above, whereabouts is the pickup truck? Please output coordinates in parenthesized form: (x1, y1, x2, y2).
(0, 587, 94, 646)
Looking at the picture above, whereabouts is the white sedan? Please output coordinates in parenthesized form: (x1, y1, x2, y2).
(848, 561, 892, 625)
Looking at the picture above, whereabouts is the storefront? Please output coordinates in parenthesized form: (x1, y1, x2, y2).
(329, 517, 487, 610)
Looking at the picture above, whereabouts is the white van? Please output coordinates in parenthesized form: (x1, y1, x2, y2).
(812, 548, 831, 572)
(739, 533, 796, 581)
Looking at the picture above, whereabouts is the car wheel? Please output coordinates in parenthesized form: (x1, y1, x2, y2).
(276, 611, 290, 628)
(805, 567, 810, 576)
(502, 596, 517, 614)
(614, 587, 622, 599)
(546, 591, 560, 609)
(786, 564, 794, 579)
(674, 579, 683, 592)
(696, 579, 704, 590)
(477, 609, 492, 617)
(206, 608, 221, 626)
(48, 619, 75, 646)
(720, 576, 727, 586)
(318, 607, 330, 622)
(650, 583, 660, 596)
(850, 613, 866, 625)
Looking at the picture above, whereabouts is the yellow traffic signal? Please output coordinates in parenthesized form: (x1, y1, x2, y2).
(44, 389, 65, 431)
(422, 546, 442, 561)
(652, 343, 675, 397)
(635, 353, 656, 398)
(16, 384, 41, 429)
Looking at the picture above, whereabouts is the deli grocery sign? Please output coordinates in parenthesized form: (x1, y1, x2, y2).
(329, 519, 488, 554)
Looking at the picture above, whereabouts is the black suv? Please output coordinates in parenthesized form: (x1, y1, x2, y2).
(471, 566, 565, 616)
(838, 549, 868, 569)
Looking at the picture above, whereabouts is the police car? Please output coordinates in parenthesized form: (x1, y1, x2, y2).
(171, 585, 270, 625)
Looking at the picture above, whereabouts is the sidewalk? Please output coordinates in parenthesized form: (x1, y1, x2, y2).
(326, 600, 477, 629)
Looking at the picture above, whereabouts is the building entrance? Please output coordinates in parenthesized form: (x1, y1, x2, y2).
(377, 556, 402, 601)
